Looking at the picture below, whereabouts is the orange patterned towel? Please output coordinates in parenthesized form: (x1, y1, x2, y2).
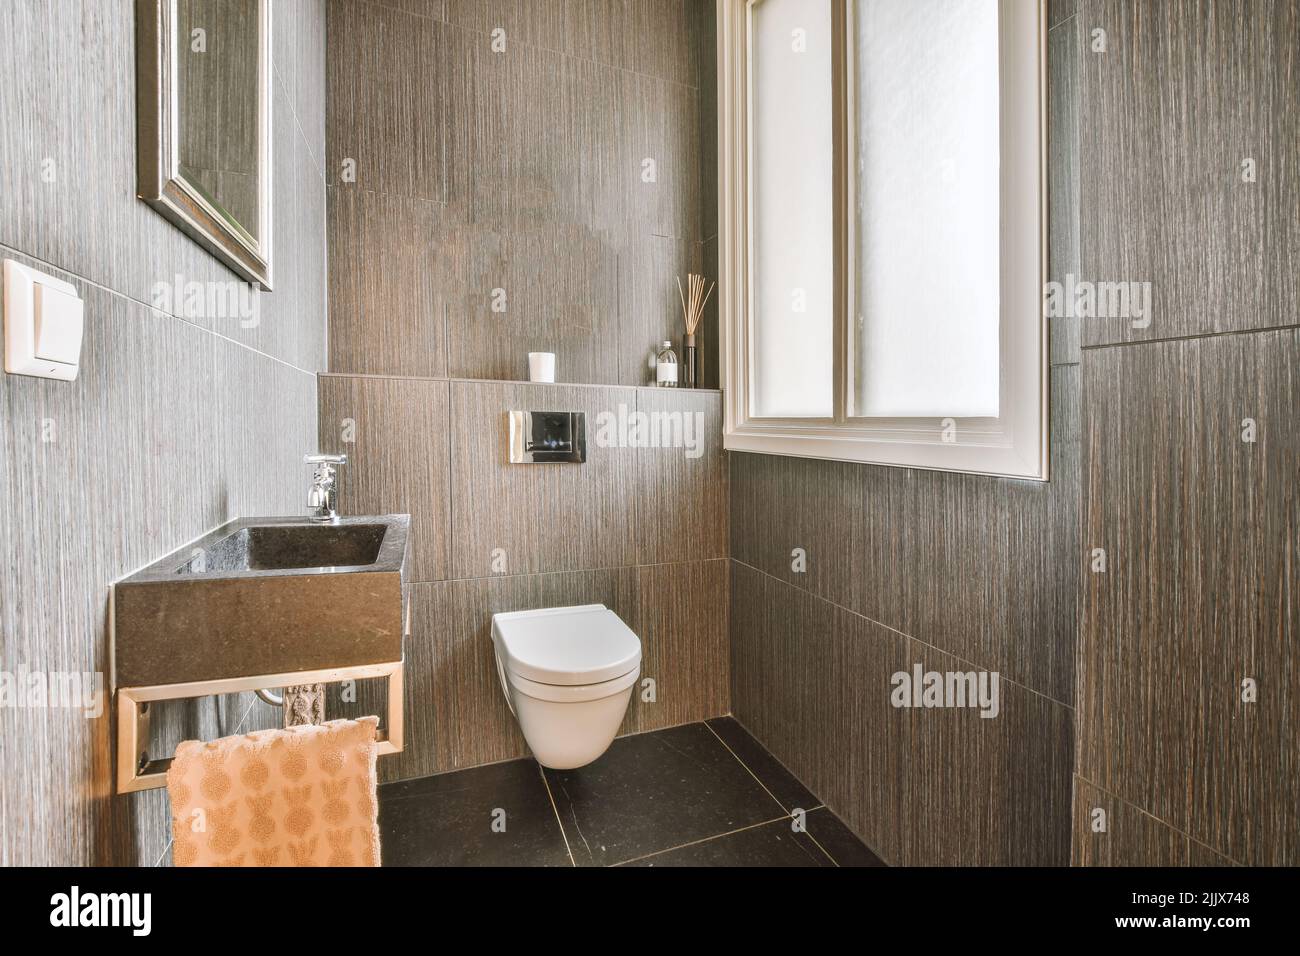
(166, 717, 381, 867)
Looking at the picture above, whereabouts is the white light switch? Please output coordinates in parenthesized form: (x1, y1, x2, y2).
(4, 259, 83, 381)
(34, 284, 84, 365)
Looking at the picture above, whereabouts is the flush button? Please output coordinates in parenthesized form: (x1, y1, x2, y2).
(34, 283, 84, 365)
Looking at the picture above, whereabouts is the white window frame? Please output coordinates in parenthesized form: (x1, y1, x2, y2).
(717, 0, 1048, 479)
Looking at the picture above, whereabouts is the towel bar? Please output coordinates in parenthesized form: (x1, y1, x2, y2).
(115, 660, 404, 794)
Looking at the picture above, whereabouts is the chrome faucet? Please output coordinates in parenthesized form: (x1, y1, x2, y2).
(304, 453, 347, 522)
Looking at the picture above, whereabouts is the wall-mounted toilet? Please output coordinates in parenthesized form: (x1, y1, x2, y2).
(491, 604, 641, 769)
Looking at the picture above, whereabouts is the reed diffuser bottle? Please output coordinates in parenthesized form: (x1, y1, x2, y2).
(655, 340, 678, 387)
(676, 273, 714, 389)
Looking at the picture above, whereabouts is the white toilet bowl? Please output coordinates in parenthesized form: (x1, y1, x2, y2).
(491, 604, 641, 769)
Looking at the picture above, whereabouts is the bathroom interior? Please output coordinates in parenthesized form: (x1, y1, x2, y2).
(0, 0, 1296, 879)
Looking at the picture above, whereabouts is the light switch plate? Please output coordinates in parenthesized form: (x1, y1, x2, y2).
(4, 259, 83, 381)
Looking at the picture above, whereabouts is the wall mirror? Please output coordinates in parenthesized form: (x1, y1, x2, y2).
(136, 0, 272, 288)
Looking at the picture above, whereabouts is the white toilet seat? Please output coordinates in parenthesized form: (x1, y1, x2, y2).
(491, 604, 641, 685)
(502, 663, 640, 703)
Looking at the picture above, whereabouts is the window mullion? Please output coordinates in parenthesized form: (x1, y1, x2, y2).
(831, 0, 849, 425)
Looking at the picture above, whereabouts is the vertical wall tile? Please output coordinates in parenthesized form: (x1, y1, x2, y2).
(633, 388, 726, 564)
(1047, 13, 1081, 365)
(444, 0, 568, 52)
(1079, 0, 1300, 346)
(419, 568, 640, 773)
(627, 559, 729, 733)
(327, 187, 452, 378)
(0, 0, 327, 864)
(617, 234, 702, 386)
(1078, 330, 1300, 865)
(446, 219, 621, 383)
(728, 563, 910, 866)
(903, 637, 1074, 866)
(317, 375, 452, 582)
(326, 0, 445, 199)
(275, 0, 327, 174)
(0, 254, 319, 867)
(1071, 777, 1190, 866)
(449, 381, 638, 577)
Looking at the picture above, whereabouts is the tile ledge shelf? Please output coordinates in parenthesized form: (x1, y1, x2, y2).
(316, 371, 723, 395)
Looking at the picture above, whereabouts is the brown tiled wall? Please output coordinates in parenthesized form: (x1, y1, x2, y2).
(320, 0, 727, 782)
(726, 2, 1085, 866)
(1073, 0, 1299, 865)
(325, 0, 720, 387)
(318, 376, 730, 781)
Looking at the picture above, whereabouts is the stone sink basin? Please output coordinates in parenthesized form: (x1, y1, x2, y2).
(113, 515, 409, 688)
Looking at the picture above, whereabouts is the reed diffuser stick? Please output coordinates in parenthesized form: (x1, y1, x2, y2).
(676, 273, 715, 336)
(676, 273, 714, 388)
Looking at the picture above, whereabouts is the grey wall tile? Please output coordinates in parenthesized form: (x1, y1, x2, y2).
(449, 381, 639, 577)
(903, 637, 1074, 867)
(317, 375, 452, 582)
(633, 388, 726, 564)
(326, 0, 445, 199)
(609, 67, 702, 241)
(275, 0, 327, 175)
(0, 0, 327, 372)
(565, 0, 701, 88)
(697, 236, 720, 389)
(730, 563, 909, 862)
(444, 0, 569, 52)
(326, 0, 714, 385)
(730, 562, 1072, 866)
(627, 559, 729, 733)
(1078, 329, 1300, 866)
(1048, 14, 1081, 365)
(1000, 366, 1081, 707)
(1188, 839, 1240, 867)
(1071, 777, 1190, 866)
(327, 187, 451, 378)
(420, 568, 639, 773)
(0, 251, 319, 867)
(0, 0, 326, 865)
(618, 234, 704, 386)
(1048, 0, 1078, 31)
(443, 31, 587, 228)
(1079, 0, 1300, 346)
(446, 218, 622, 383)
(730, 368, 1080, 705)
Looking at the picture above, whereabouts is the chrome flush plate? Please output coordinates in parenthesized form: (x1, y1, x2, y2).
(508, 411, 587, 463)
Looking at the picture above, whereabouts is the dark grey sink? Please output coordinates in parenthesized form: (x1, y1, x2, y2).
(175, 522, 390, 574)
(113, 515, 410, 687)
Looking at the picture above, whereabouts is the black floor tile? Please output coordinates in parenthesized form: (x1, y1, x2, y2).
(805, 807, 887, 867)
(543, 722, 787, 866)
(705, 716, 820, 812)
(379, 758, 572, 866)
(622, 819, 833, 867)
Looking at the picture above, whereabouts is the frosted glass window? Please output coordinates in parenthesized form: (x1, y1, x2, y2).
(852, 0, 1001, 418)
(749, 0, 834, 418)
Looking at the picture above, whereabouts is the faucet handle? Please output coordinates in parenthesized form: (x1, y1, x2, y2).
(305, 453, 348, 466)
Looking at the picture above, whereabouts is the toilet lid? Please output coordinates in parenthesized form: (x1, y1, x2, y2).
(491, 604, 642, 686)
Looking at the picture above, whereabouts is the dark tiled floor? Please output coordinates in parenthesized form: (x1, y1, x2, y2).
(378, 717, 885, 867)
